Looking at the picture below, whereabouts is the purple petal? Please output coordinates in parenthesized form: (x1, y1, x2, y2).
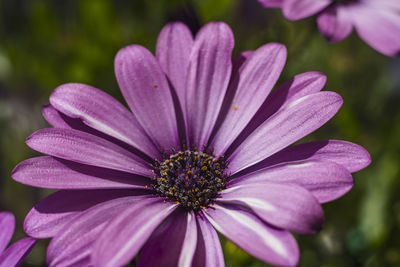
(229, 160, 353, 203)
(282, 0, 331, 20)
(264, 71, 327, 116)
(24, 189, 138, 238)
(351, 5, 400, 56)
(49, 83, 160, 159)
(208, 50, 253, 144)
(204, 204, 299, 266)
(192, 215, 225, 267)
(138, 210, 197, 267)
(47, 195, 149, 267)
(92, 198, 177, 267)
(0, 212, 15, 253)
(51, 257, 91, 267)
(0, 238, 36, 267)
(43, 104, 98, 133)
(218, 183, 324, 234)
(115, 44, 180, 151)
(212, 43, 287, 156)
(177, 212, 198, 267)
(317, 5, 353, 42)
(42, 104, 73, 129)
(228, 91, 343, 174)
(370, 0, 400, 12)
(247, 139, 371, 174)
(42, 105, 154, 160)
(12, 156, 150, 190)
(185, 22, 234, 149)
(232, 51, 254, 71)
(156, 22, 194, 118)
(258, 0, 283, 8)
(26, 128, 151, 176)
(225, 71, 327, 156)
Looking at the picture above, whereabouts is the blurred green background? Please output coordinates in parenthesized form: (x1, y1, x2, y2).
(1, 0, 399, 266)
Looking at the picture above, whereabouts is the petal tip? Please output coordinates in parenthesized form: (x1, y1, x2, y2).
(25, 131, 37, 148)
(163, 21, 189, 30)
(0, 211, 15, 227)
(41, 103, 53, 115)
(309, 71, 327, 82)
(359, 146, 372, 170)
(325, 91, 344, 108)
(264, 42, 288, 59)
(25, 129, 46, 150)
(199, 21, 234, 41)
(10, 163, 21, 182)
(23, 213, 34, 238)
(115, 44, 148, 65)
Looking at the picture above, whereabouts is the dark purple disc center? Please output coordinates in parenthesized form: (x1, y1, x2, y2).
(151, 150, 228, 211)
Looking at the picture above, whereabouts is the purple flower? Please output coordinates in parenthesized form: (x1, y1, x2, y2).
(259, 0, 400, 56)
(12, 22, 371, 267)
(0, 212, 36, 267)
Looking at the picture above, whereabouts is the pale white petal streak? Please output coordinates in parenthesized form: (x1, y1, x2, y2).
(92, 198, 177, 267)
(49, 83, 160, 158)
(137, 210, 197, 267)
(192, 215, 225, 267)
(178, 212, 197, 267)
(204, 204, 299, 266)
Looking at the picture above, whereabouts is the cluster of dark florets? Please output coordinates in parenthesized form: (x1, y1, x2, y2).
(151, 149, 228, 212)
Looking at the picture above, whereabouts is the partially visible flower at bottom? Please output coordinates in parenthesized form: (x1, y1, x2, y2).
(12, 21, 371, 266)
(0, 212, 36, 267)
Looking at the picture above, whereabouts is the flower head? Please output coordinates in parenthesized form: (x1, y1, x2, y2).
(0, 212, 36, 266)
(259, 0, 400, 56)
(12, 22, 371, 266)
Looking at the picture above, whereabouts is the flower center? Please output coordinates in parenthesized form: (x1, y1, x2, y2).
(151, 150, 228, 211)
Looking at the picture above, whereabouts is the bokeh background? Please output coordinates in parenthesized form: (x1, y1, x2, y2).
(1, 0, 400, 266)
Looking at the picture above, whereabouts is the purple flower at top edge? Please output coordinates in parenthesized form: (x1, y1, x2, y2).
(0, 212, 36, 267)
(259, 0, 400, 56)
(12, 21, 371, 267)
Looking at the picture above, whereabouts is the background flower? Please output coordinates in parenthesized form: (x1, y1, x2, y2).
(0, 212, 36, 266)
(259, 0, 400, 56)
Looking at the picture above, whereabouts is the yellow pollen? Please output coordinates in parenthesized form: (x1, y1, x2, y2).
(233, 105, 239, 110)
(201, 166, 207, 171)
